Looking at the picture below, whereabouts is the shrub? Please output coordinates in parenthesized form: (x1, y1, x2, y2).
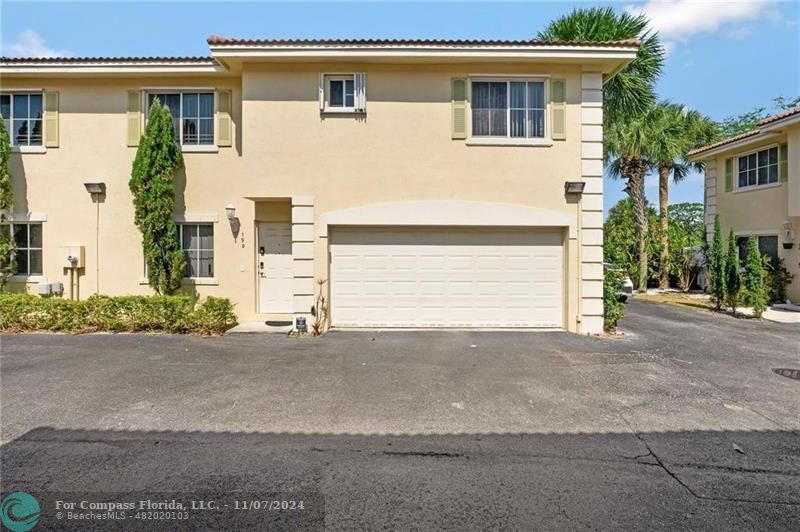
(0, 294, 236, 334)
(724, 229, 741, 313)
(129, 100, 185, 295)
(189, 296, 238, 335)
(765, 257, 794, 304)
(707, 215, 726, 310)
(741, 236, 768, 317)
(603, 269, 625, 332)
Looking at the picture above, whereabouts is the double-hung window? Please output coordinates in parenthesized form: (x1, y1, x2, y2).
(737, 146, 778, 189)
(147, 92, 214, 146)
(4, 222, 43, 276)
(0, 93, 43, 146)
(471, 80, 546, 139)
(179, 223, 214, 278)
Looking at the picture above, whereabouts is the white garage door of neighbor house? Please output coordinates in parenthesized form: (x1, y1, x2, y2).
(330, 227, 564, 328)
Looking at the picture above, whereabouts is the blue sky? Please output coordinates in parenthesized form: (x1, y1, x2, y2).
(1, 1, 798, 214)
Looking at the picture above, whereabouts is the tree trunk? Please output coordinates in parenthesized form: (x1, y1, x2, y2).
(625, 160, 649, 293)
(658, 164, 670, 290)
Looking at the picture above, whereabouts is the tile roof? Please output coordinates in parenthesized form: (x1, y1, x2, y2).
(687, 130, 761, 157)
(688, 106, 800, 157)
(0, 56, 215, 64)
(757, 106, 800, 126)
(206, 36, 641, 48)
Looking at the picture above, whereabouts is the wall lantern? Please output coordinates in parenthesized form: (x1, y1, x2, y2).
(783, 220, 796, 249)
(84, 182, 106, 196)
(564, 181, 586, 195)
(225, 203, 240, 240)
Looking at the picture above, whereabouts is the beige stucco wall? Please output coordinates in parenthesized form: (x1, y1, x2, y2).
(2, 61, 600, 331)
(710, 130, 800, 302)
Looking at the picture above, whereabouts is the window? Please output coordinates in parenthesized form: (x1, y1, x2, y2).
(471, 80, 545, 139)
(147, 92, 214, 145)
(5, 223, 43, 276)
(321, 73, 366, 113)
(736, 235, 778, 266)
(0, 93, 43, 146)
(327, 76, 355, 110)
(179, 223, 214, 278)
(737, 146, 778, 189)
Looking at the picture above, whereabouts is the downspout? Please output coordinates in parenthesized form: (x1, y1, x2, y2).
(577, 194, 582, 334)
(95, 198, 100, 294)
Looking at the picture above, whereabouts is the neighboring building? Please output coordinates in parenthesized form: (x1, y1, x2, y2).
(0, 37, 639, 333)
(689, 107, 800, 302)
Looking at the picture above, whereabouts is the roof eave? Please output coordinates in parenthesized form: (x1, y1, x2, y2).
(0, 61, 225, 75)
(759, 112, 800, 132)
(209, 44, 638, 65)
(687, 131, 780, 162)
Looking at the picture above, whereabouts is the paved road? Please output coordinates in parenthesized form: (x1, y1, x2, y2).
(1, 300, 798, 530)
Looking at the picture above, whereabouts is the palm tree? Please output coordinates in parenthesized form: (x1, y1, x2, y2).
(540, 7, 665, 291)
(605, 114, 653, 291)
(537, 6, 665, 125)
(646, 103, 718, 288)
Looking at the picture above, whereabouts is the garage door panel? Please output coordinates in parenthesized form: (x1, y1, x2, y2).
(330, 227, 564, 328)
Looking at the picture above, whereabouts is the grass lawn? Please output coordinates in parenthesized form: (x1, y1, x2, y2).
(636, 292, 714, 311)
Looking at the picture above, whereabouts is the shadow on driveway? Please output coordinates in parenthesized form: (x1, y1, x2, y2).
(2, 426, 799, 530)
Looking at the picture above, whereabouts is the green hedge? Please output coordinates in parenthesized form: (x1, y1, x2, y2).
(0, 294, 237, 334)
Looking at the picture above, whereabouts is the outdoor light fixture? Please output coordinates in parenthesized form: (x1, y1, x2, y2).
(783, 220, 796, 249)
(564, 181, 586, 195)
(225, 203, 240, 240)
(83, 182, 106, 195)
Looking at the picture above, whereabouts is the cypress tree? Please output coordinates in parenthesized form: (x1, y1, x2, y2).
(708, 215, 726, 310)
(129, 99, 185, 294)
(724, 229, 741, 313)
(742, 235, 767, 317)
(0, 117, 14, 289)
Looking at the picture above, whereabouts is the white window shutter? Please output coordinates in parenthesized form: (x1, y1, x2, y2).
(319, 73, 325, 111)
(355, 72, 367, 112)
(354, 73, 360, 111)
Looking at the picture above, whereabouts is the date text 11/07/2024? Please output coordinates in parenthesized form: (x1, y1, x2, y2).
(199, 500, 307, 511)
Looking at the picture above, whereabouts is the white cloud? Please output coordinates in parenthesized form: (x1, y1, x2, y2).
(627, 0, 777, 51)
(1, 30, 71, 58)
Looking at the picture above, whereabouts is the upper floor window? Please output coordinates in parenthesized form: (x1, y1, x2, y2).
(471, 80, 545, 139)
(320, 73, 366, 113)
(0, 93, 43, 146)
(179, 223, 214, 278)
(327, 75, 355, 110)
(147, 92, 214, 145)
(737, 146, 778, 189)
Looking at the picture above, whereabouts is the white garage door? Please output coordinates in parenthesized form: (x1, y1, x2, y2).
(330, 227, 564, 328)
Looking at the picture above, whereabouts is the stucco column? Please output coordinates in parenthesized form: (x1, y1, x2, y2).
(704, 160, 718, 242)
(291, 196, 315, 319)
(579, 71, 604, 334)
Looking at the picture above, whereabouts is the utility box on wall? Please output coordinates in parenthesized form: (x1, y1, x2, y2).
(60, 245, 85, 268)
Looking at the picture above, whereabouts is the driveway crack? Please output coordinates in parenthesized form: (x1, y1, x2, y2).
(567, 354, 800, 507)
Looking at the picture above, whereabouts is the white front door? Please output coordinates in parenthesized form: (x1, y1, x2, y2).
(257, 222, 293, 313)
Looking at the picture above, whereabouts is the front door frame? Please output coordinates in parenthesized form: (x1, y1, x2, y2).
(256, 221, 294, 314)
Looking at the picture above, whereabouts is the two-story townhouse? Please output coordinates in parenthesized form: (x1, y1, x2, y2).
(0, 37, 638, 333)
(689, 107, 800, 303)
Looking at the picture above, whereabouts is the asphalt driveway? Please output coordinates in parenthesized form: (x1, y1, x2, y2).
(1, 300, 798, 529)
